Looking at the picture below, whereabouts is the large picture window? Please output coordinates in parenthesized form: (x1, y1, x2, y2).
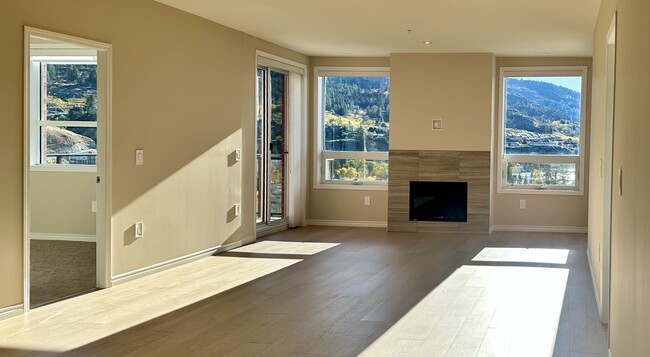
(315, 67, 390, 188)
(30, 56, 98, 168)
(499, 66, 587, 193)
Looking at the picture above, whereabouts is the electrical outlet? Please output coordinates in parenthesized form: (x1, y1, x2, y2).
(432, 119, 443, 131)
(519, 199, 526, 209)
(135, 221, 144, 238)
(364, 196, 371, 206)
(234, 203, 241, 217)
(91, 201, 97, 213)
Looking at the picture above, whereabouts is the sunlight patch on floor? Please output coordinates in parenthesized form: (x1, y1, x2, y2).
(359, 265, 569, 357)
(0, 255, 301, 353)
(230, 241, 340, 255)
(472, 247, 570, 265)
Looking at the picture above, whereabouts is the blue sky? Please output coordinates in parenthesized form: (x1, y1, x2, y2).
(519, 76, 583, 93)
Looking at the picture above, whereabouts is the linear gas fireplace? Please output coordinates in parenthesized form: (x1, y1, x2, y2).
(388, 150, 489, 233)
(409, 181, 468, 222)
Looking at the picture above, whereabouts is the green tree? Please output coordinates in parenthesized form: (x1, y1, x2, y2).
(84, 95, 97, 117)
(47, 65, 56, 83)
(67, 66, 80, 81)
(85, 67, 97, 85)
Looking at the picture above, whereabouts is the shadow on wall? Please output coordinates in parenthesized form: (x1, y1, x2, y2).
(123, 225, 136, 247)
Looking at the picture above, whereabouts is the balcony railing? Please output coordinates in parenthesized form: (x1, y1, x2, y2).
(46, 153, 97, 165)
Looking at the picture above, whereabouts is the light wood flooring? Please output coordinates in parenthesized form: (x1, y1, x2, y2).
(0, 227, 607, 356)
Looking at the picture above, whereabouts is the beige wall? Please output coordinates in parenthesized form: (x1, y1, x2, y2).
(390, 53, 494, 152)
(0, 0, 307, 308)
(588, 0, 617, 319)
(30, 171, 96, 236)
(308, 57, 390, 223)
(607, 0, 650, 355)
(491, 57, 592, 229)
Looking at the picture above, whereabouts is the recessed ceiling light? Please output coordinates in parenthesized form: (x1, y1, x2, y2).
(423, 41, 432, 45)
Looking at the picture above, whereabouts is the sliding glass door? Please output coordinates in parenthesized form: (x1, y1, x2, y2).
(256, 67, 288, 227)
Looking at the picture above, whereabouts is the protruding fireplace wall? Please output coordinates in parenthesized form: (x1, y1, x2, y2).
(387, 150, 490, 233)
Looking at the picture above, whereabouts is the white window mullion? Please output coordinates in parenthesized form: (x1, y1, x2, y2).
(40, 121, 98, 128)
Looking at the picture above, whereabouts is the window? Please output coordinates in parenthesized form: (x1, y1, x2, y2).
(498, 66, 587, 193)
(315, 67, 390, 188)
(30, 55, 98, 168)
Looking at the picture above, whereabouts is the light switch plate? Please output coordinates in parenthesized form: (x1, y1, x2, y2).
(235, 149, 241, 162)
(234, 203, 241, 217)
(135, 149, 144, 166)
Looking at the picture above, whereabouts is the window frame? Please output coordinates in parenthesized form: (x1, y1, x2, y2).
(313, 66, 390, 190)
(497, 66, 588, 195)
(30, 56, 98, 172)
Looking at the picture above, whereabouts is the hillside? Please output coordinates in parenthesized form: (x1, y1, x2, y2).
(44, 64, 98, 159)
(504, 79, 582, 155)
(324, 77, 389, 153)
(323, 76, 390, 181)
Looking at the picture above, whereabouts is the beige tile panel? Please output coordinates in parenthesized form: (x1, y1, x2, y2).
(419, 151, 460, 180)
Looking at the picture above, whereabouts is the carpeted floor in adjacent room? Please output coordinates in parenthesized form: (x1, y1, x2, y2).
(30, 240, 96, 308)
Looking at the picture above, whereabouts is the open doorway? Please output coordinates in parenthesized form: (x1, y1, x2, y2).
(24, 27, 112, 310)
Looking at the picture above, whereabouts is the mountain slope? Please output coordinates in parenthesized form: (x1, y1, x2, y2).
(504, 79, 581, 155)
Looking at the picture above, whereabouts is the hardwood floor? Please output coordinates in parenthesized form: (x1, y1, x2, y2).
(0, 227, 607, 356)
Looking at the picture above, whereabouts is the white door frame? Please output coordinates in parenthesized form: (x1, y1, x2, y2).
(254, 51, 308, 237)
(600, 13, 617, 323)
(23, 27, 113, 312)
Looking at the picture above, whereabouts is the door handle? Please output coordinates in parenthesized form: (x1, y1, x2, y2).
(618, 168, 623, 196)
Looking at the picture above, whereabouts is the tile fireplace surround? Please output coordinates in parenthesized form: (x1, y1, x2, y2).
(388, 150, 490, 233)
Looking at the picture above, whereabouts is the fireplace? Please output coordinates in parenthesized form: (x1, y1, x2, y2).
(409, 181, 468, 222)
(388, 150, 489, 233)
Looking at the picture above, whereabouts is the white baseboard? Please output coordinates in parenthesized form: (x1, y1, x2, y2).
(241, 235, 256, 245)
(111, 239, 249, 286)
(31, 232, 96, 242)
(307, 219, 387, 228)
(257, 223, 289, 238)
(490, 225, 588, 234)
(587, 249, 605, 321)
(0, 304, 24, 321)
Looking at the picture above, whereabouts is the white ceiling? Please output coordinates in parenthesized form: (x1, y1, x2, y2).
(154, 0, 601, 57)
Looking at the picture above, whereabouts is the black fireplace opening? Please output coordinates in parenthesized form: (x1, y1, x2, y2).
(409, 181, 468, 222)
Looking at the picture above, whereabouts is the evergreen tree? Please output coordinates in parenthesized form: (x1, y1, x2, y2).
(67, 66, 80, 81)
